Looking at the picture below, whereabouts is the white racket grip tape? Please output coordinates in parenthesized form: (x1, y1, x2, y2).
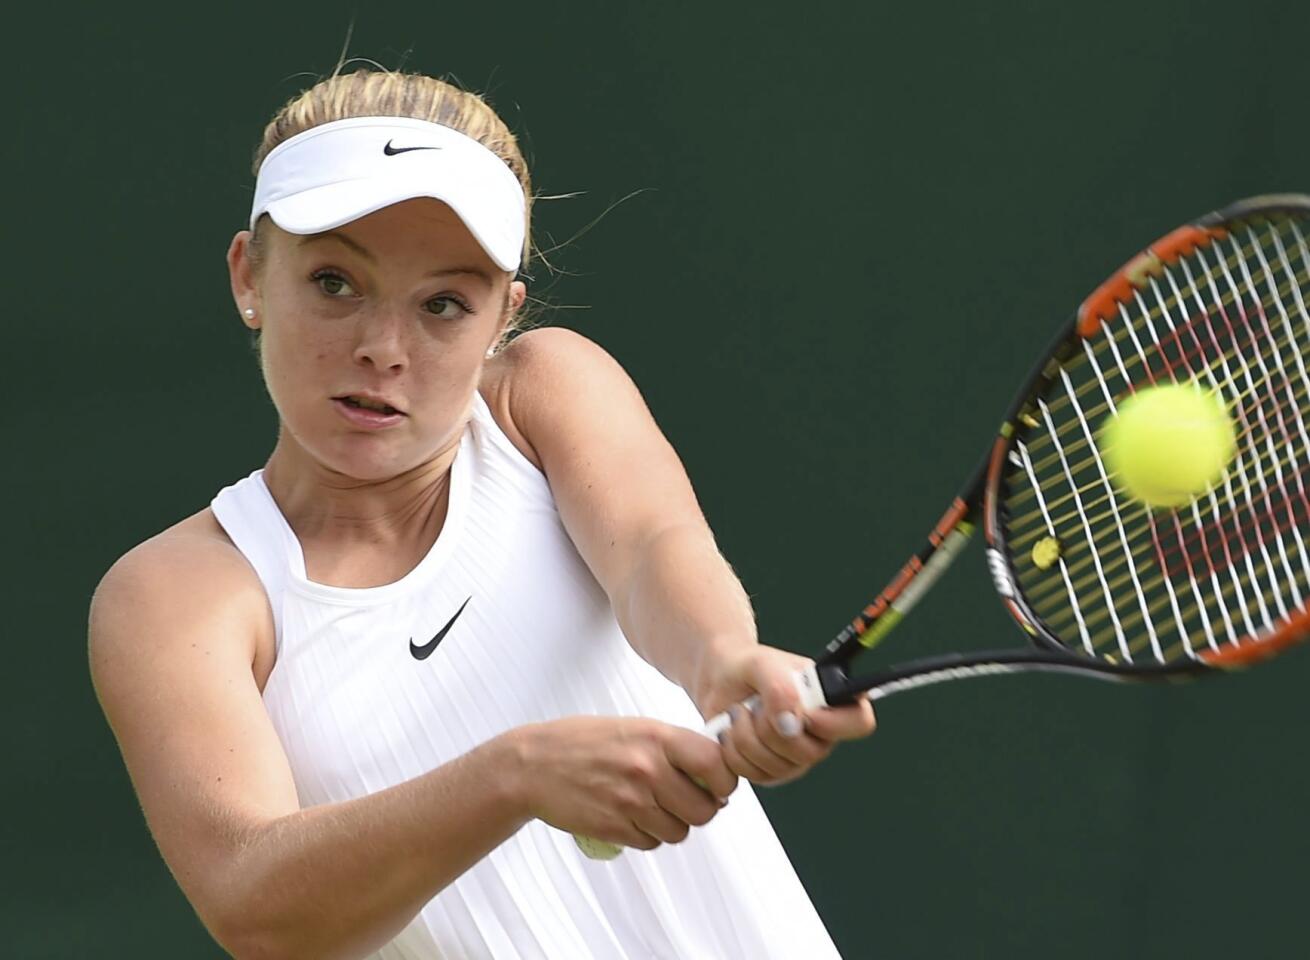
(702, 663, 828, 740)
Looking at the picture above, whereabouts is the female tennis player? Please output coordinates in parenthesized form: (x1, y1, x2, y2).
(89, 68, 874, 959)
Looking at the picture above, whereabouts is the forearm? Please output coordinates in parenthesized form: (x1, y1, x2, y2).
(613, 523, 758, 715)
(208, 732, 530, 960)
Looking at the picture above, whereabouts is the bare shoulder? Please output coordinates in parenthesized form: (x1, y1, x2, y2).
(495, 326, 618, 375)
(479, 328, 642, 468)
(479, 328, 704, 603)
(89, 509, 300, 919)
(89, 509, 275, 694)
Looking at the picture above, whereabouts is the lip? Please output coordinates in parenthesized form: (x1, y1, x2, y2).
(335, 391, 406, 414)
(332, 397, 407, 430)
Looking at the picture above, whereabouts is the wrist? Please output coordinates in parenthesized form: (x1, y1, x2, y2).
(485, 726, 540, 826)
(690, 634, 757, 718)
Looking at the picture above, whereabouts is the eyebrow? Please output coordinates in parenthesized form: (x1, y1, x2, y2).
(299, 231, 496, 285)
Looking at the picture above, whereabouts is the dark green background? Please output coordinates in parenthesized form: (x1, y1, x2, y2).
(13, 1, 1310, 956)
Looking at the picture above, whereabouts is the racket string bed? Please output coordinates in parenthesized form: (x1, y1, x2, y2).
(1233, 228, 1310, 604)
(1020, 262, 1310, 468)
(1022, 230, 1310, 449)
(1014, 440, 1096, 654)
(1147, 226, 1308, 633)
(1016, 231, 1304, 487)
(1012, 413, 1287, 653)
(1001, 209, 1310, 671)
(1078, 329, 1200, 657)
(1033, 393, 1135, 659)
(1008, 310, 1310, 513)
(1008, 396, 1310, 581)
(1068, 361, 1175, 659)
(1211, 240, 1305, 616)
(1156, 258, 1277, 637)
(1193, 239, 1305, 618)
(1011, 360, 1231, 664)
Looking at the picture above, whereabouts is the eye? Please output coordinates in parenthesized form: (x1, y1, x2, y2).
(425, 294, 475, 320)
(310, 268, 357, 298)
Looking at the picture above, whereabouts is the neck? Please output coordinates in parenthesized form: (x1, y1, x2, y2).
(261, 429, 461, 547)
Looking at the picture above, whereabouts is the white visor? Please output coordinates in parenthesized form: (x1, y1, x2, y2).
(250, 116, 526, 272)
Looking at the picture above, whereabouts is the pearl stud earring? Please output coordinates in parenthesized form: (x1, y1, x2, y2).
(243, 307, 256, 320)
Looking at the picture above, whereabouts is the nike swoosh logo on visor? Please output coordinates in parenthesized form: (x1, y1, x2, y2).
(384, 140, 442, 156)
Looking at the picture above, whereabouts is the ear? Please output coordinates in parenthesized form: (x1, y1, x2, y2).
(507, 278, 527, 316)
(493, 278, 528, 348)
(227, 230, 262, 330)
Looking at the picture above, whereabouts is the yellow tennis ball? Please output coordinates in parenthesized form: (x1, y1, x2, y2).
(1100, 382, 1237, 508)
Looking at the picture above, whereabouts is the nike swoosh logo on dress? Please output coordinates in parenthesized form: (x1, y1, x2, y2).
(410, 596, 472, 660)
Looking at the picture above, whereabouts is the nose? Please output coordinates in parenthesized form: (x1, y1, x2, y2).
(352, 305, 408, 373)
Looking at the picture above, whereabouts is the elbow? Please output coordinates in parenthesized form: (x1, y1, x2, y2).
(205, 910, 286, 960)
(187, 855, 320, 959)
(210, 927, 327, 960)
(205, 903, 381, 960)
(201, 893, 311, 960)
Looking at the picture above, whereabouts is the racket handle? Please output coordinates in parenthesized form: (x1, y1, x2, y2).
(703, 663, 830, 739)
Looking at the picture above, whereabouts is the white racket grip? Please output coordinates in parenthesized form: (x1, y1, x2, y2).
(702, 663, 828, 740)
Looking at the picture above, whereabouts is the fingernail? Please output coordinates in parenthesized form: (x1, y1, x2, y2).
(774, 711, 801, 738)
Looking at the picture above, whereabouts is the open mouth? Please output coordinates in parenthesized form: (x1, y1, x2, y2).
(337, 395, 404, 416)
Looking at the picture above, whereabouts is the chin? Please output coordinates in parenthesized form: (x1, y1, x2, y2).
(322, 445, 424, 482)
(279, 411, 446, 482)
(286, 427, 420, 482)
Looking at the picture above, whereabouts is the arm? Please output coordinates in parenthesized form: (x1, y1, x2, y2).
(90, 533, 529, 959)
(90, 529, 733, 960)
(498, 329, 875, 783)
(492, 328, 748, 709)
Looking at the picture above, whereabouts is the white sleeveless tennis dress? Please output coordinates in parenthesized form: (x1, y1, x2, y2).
(210, 392, 841, 960)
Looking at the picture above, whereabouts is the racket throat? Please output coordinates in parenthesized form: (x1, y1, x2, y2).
(813, 661, 861, 707)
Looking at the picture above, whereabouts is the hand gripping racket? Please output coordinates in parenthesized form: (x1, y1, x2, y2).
(578, 195, 1310, 858)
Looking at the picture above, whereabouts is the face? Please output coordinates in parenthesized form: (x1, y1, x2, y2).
(227, 198, 527, 481)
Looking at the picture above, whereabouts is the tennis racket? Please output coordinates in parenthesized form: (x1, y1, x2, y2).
(709, 192, 1310, 727)
(576, 194, 1310, 858)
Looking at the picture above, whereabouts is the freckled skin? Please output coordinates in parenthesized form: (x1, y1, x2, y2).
(227, 198, 527, 486)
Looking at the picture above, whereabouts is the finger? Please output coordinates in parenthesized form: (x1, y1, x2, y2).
(623, 824, 662, 851)
(664, 730, 738, 801)
(757, 744, 832, 786)
(804, 699, 877, 743)
(748, 698, 830, 767)
(743, 660, 809, 737)
(718, 726, 775, 783)
(653, 770, 723, 828)
(726, 703, 797, 782)
(750, 713, 835, 786)
(632, 804, 692, 845)
(590, 819, 661, 851)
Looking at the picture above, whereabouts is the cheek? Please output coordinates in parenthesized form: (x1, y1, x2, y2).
(417, 339, 488, 398)
(258, 321, 338, 403)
